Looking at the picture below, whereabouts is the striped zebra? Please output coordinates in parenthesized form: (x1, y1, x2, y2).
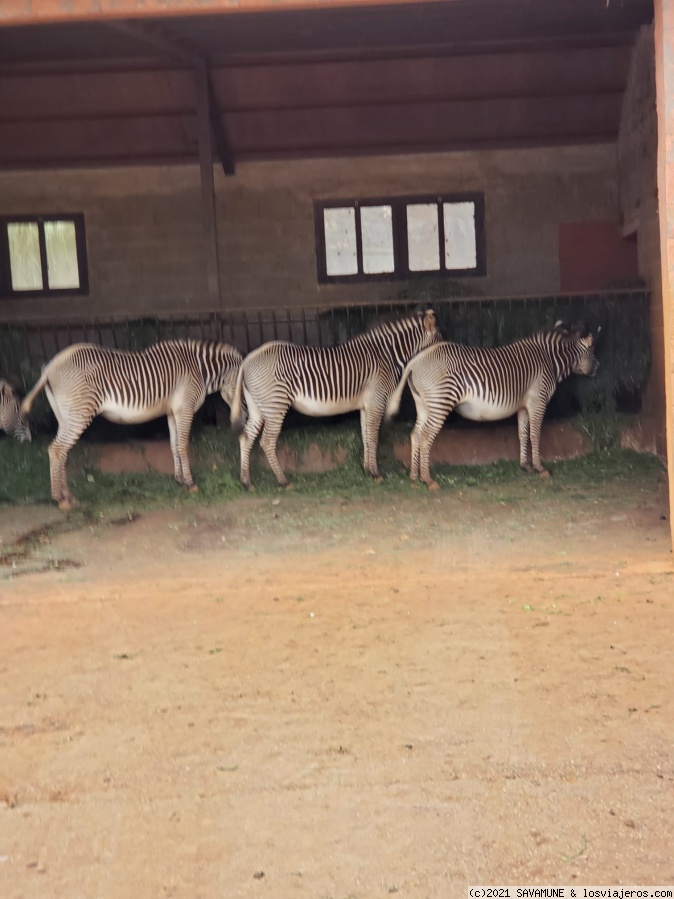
(385, 323, 599, 490)
(0, 378, 31, 442)
(229, 309, 441, 490)
(21, 339, 242, 510)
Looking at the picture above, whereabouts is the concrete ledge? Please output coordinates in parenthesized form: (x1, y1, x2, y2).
(78, 418, 648, 478)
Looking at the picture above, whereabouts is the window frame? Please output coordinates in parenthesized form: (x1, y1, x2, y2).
(0, 213, 89, 300)
(314, 192, 486, 284)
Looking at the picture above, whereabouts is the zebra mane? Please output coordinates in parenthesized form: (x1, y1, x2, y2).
(531, 323, 586, 344)
(363, 309, 433, 338)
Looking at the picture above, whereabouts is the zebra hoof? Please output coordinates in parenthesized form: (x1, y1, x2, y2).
(58, 497, 79, 512)
(187, 484, 199, 494)
(538, 469, 552, 479)
(373, 475, 384, 485)
(427, 480, 441, 492)
(281, 482, 294, 491)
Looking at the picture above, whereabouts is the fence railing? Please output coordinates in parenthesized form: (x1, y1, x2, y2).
(0, 289, 651, 423)
(0, 288, 649, 370)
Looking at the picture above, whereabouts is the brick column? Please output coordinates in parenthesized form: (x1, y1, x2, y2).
(654, 0, 674, 543)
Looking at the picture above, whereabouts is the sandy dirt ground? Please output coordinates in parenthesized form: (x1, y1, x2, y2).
(1, 478, 673, 899)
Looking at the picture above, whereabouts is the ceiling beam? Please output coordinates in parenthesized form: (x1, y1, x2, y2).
(103, 19, 235, 174)
(205, 67, 235, 175)
(105, 20, 198, 64)
(0, 0, 455, 29)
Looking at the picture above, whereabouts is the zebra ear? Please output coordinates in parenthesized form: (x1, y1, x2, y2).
(423, 309, 437, 332)
(554, 320, 564, 329)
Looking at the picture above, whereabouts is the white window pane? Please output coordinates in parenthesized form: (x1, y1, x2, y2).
(324, 207, 358, 276)
(8, 222, 43, 291)
(361, 205, 394, 274)
(45, 220, 80, 289)
(407, 204, 440, 272)
(444, 202, 477, 270)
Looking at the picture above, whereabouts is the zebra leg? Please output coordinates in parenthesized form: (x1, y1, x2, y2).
(416, 382, 455, 490)
(260, 418, 291, 489)
(409, 409, 428, 483)
(528, 403, 551, 478)
(167, 412, 184, 484)
(48, 424, 90, 510)
(409, 424, 421, 482)
(408, 378, 432, 484)
(173, 408, 198, 492)
(418, 417, 445, 490)
(238, 406, 264, 492)
(517, 408, 533, 472)
(46, 390, 95, 510)
(360, 406, 385, 482)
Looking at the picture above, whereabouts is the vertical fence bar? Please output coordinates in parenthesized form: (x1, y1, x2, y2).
(242, 311, 251, 353)
(301, 308, 308, 345)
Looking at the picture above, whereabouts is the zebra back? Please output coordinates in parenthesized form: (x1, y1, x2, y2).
(26, 339, 242, 414)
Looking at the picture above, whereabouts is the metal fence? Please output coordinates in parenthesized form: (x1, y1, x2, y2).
(0, 288, 650, 382)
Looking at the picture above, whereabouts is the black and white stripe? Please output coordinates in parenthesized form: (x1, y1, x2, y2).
(386, 325, 599, 489)
(0, 378, 31, 443)
(229, 309, 441, 489)
(22, 339, 242, 509)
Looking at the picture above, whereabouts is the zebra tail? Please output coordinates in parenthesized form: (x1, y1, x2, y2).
(21, 369, 49, 416)
(229, 365, 247, 433)
(384, 364, 412, 423)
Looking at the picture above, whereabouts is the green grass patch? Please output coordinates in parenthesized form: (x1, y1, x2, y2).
(0, 421, 664, 511)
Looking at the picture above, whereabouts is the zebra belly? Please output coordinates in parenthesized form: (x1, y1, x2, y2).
(454, 397, 519, 422)
(100, 399, 170, 425)
(292, 395, 357, 417)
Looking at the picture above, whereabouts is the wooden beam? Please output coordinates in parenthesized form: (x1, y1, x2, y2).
(101, 21, 235, 175)
(0, 0, 456, 28)
(207, 70, 235, 176)
(195, 60, 221, 308)
(105, 20, 198, 64)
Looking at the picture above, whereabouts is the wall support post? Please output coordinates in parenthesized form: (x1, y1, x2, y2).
(195, 60, 221, 309)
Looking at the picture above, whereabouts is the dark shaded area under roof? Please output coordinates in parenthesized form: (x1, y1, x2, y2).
(0, 0, 655, 169)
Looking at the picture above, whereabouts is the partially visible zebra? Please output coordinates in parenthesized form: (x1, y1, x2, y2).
(0, 379, 31, 442)
(386, 324, 599, 490)
(21, 340, 242, 510)
(230, 309, 441, 490)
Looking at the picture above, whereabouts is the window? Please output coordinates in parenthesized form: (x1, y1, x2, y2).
(0, 215, 88, 299)
(315, 194, 485, 283)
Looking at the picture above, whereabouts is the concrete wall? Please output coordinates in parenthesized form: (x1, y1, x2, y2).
(0, 144, 619, 323)
(618, 24, 665, 455)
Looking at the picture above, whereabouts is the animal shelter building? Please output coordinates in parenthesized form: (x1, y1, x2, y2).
(1, 0, 674, 525)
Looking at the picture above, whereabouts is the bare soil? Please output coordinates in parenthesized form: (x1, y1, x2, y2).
(1, 479, 673, 898)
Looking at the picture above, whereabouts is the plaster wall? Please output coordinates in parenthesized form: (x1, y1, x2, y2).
(0, 144, 619, 323)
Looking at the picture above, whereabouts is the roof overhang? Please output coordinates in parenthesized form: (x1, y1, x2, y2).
(0, 0, 655, 171)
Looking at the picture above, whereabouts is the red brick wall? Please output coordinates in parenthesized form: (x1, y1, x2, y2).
(558, 221, 638, 291)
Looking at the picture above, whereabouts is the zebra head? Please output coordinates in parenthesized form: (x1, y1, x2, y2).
(214, 344, 244, 406)
(569, 328, 600, 378)
(421, 308, 442, 346)
(0, 379, 32, 443)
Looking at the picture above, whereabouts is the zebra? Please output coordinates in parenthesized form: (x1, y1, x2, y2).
(229, 309, 441, 490)
(0, 378, 31, 442)
(385, 323, 600, 490)
(21, 339, 242, 510)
